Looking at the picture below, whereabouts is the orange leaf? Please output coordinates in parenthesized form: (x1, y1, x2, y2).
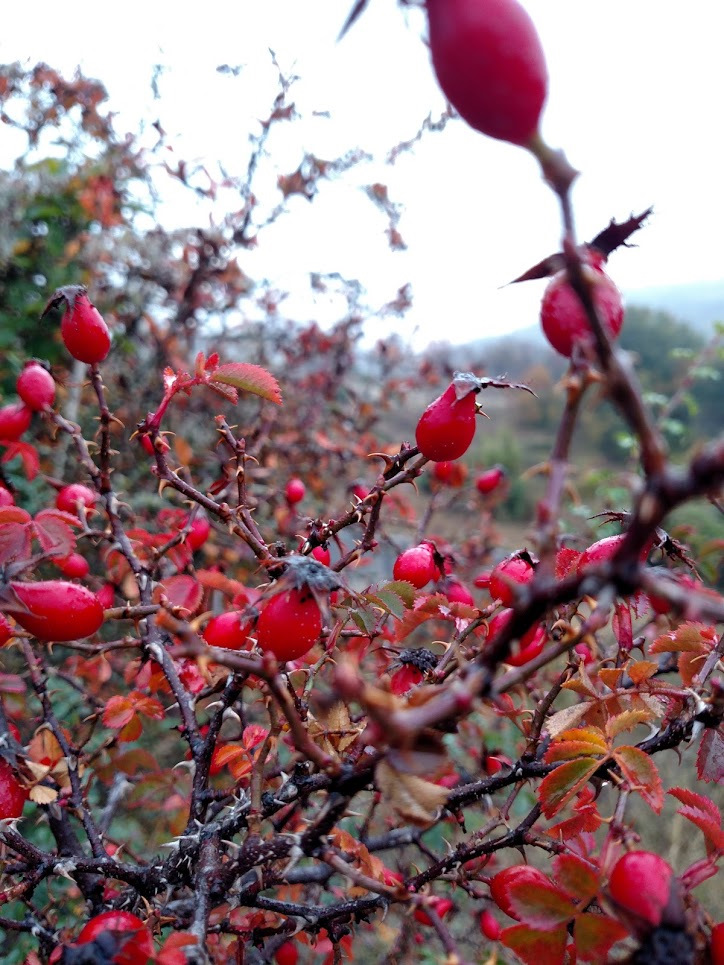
(501, 923, 568, 965)
(649, 623, 711, 655)
(605, 710, 654, 739)
(551, 854, 599, 903)
(626, 660, 659, 684)
(103, 696, 135, 729)
(118, 715, 143, 743)
(211, 362, 282, 405)
(506, 878, 577, 930)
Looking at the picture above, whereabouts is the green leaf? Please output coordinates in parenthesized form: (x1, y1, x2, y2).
(506, 879, 576, 930)
(211, 362, 282, 405)
(552, 854, 599, 903)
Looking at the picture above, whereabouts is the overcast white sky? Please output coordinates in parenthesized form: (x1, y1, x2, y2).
(2, 1, 723, 347)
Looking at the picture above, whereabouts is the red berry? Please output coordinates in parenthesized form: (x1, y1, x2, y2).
(285, 478, 306, 504)
(0, 402, 32, 441)
(647, 572, 702, 615)
(16, 362, 55, 410)
(97, 582, 116, 609)
(186, 513, 211, 551)
(476, 466, 505, 494)
(203, 611, 253, 651)
(0, 614, 13, 646)
(474, 570, 491, 589)
(415, 378, 478, 462)
(540, 267, 624, 358)
(711, 923, 724, 965)
(0, 722, 28, 821)
(440, 578, 475, 606)
(483, 753, 511, 776)
(487, 608, 546, 666)
(76, 910, 154, 965)
(489, 556, 535, 606)
(351, 483, 370, 501)
(56, 483, 97, 516)
(256, 588, 322, 662)
(9, 580, 104, 641)
(427, 0, 547, 146)
(414, 895, 454, 926)
(0, 487, 14, 508)
(479, 909, 502, 941)
(490, 865, 550, 920)
(275, 941, 299, 965)
(393, 544, 439, 589)
(432, 460, 467, 487)
(607, 851, 672, 927)
(55, 552, 90, 579)
(60, 293, 111, 364)
(311, 544, 331, 566)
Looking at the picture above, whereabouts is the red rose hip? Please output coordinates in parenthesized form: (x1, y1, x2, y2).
(16, 362, 55, 410)
(9, 580, 104, 641)
(0, 402, 32, 441)
(540, 267, 624, 358)
(393, 544, 439, 589)
(416, 375, 478, 462)
(426, 0, 548, 146)
(60, 292, 111, 364)
(256, 587, 322, 662)
(56, 483, 97, 516)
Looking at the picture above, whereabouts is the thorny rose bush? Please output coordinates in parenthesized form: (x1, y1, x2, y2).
(1, 1, 724, 964)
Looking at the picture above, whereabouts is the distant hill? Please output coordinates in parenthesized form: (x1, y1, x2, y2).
(626, 280, 724, 334)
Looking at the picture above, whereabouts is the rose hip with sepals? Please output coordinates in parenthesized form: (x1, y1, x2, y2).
(16, 361, 55, 410)
(426, 0, 548, 146)
(42, 285, 111, 364)
(415, 372, 480, 462)
(75, 910, 154, 965)
(0, 402, 32, 441)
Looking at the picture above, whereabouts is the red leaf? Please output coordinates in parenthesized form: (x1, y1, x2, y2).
(697, 728, 724, 785)
(669, 786, 721, 825)
(501, 923, 568, 965)
(155, 575, 203, 617)
(103, 696, 135, 729)
(132, 694, 165, 721)
(506, 878, 577, 930)
(538, 758, 601, 819)
(118, 715, 143, 743)
(33, 511, 77, 558)
(615, 745, 663, 812)
(555, 548, 581, 580)
(211, 362, 282, 405)
(551, 854, 599, 903)
(612, 601, 633, 651)
(573, 913, 628, 962)
(1, 441, 40, 480)
(0, 521, 32, 564)
(157, 933, 198, 965)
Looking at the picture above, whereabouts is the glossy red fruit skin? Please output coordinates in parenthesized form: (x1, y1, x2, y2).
(577, 534, 626, 572)
(416, 383, 477, 462)
(393, 544, 439, 589)
(61, 294, 111, 364)
(480, 908, 502, 941)
(16, 363, 55, 410)
(186, 514, 211, 551)
(0, 487, 14, 508)
(76, 910, 154, 964)
(203, 611, 252, 651)
(97, 582, 116, 610)
(275, 941, 299, 965)
(0, 402, 32, 441)
(441, 578, 475, 606)
(256, 588, 322, 662)
(490, 865, 550, 920)
(0, 722, 28, 821)
(285, 478, 306, 504)
(427, 0, 547, 145)
(541, 267, 624, 358)
(311, 545, 331, 566)
(476, 466, 505, 494)
(56, 483, 97, 515)
(488, 608, 545, 666)
(413, 896, 454, 926)
(10, 581, 104, 641)
(711, 922, 724, 965)
(608, 851, 672, 927)
(55, 552, 90, 579)
(489, 556, 534, 607)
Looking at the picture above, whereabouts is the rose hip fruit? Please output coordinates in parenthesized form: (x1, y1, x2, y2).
(60, 292, 111, 364)
(416, 377, 478, 462)
(393, 544, 439, 589)
(76, 909, 154, 964)
(489, 556, 535, 606)
(203, 611, 253, 651)
(476, 466, 505, 494)
(10, 580, 104, 641)
(0, 723, 27, 821)
(255, 588, 322, 662)
(56, 483, 97, 516)
(607, 851, 672, 927)
(0, 487, 15, 508)
(285, 478, 306, 504)
(490, 865, 550, 920)
(0, 402, 32, 441)
(540, 267, 624, 358)
(426, 0, 548, 146)
(16, 362, 55, 410)
(55, 552, 91, 579)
